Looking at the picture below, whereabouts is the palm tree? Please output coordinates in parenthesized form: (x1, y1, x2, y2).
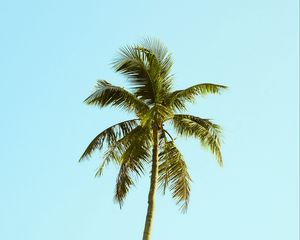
(80, 38, 227, 240)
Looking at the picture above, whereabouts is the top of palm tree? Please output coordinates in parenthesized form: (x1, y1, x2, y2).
(80, 38, 227, 212)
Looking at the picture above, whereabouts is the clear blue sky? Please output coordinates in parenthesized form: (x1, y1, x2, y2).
(0, 0, 298, 239)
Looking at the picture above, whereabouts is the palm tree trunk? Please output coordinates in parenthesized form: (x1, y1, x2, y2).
(142, 126, 159, 240)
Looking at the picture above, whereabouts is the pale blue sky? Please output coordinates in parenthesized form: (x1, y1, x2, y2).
(0, 0, 298, 239)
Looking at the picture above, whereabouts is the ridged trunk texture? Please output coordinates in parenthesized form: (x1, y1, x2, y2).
(142, 126, 159, 240)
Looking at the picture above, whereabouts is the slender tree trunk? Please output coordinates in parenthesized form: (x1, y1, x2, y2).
(142, 126, 159, 240)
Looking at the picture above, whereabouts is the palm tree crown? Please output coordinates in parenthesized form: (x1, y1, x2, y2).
(80, 38, 227, 239)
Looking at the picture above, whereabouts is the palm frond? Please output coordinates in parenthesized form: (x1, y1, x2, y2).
(114, 160, 135, 208)
(158, 141, 191, 213)
(84, 80, 148, 114)
(114, 126, 152, 206)
(141, 104, 174, 127)
(112, 45, 156, 104)
(166, 83, 227, 110)
(94, 133, 127, 177)
(95, 125, 152, 178)
(141, 38, 170, 66)
(139, 38, 173, 95)
(95, 125, 151, 177)
(99, 125, 148, 166)
(113, 38, 174, 105)
(79, 119, 139, 161)
(172, 114, 223, 165)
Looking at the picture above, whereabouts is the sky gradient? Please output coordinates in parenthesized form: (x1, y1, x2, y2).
(0, 0, 299, 239)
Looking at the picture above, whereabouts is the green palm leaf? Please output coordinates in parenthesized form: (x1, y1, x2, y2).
(95, 125, 151, 177)
(113, 45, 156, 105)
(114, 126, 152, 206)
(172, 114, 223, 165)
(84, 80, 148, 114)
(113, 39, 173, 105)
(79, 119, 139, 161)
(158, 141, 191, 213)
(167, 83, 227, 110)
(138, 38, 173, 95)
(141, 104, 174, 127)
